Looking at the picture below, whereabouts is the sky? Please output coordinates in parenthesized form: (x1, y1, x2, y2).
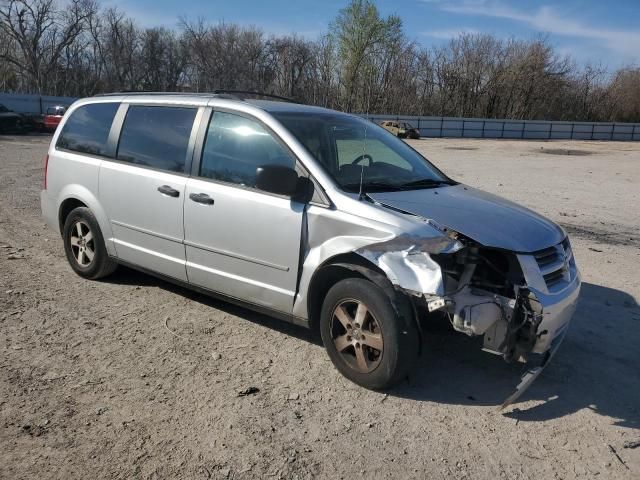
(104, 0, 640, 70)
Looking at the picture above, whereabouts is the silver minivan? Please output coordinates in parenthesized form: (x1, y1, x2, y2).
(41, 93, 580, 404)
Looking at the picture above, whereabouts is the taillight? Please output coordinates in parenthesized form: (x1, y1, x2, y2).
(44, 154, 49, 190)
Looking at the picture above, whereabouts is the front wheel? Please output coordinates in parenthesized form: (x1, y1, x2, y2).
(320, 277, 419, 389)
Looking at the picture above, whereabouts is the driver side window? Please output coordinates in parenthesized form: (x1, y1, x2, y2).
(200, 111, 296, 188)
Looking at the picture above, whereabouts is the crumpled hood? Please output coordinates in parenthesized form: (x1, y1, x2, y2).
(369, 184, 565, 253)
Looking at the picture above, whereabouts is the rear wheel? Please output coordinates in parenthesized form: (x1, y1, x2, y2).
(320, 277, 419, 389)
(62, 207, 117, 279)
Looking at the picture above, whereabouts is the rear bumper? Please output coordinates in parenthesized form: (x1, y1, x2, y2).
(41, 190, 58, 233)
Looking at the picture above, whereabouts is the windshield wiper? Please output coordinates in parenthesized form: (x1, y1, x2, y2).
(342, 181, 406, 193)
(398, 178, 454, 188)
(343, 179, 455, 194)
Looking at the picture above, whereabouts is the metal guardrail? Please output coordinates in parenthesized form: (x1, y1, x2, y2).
(362, 114, 640, 141)
(2, 93, 638, 140)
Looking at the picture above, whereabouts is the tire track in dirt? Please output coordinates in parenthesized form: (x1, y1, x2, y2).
(560, 223, 640, 248)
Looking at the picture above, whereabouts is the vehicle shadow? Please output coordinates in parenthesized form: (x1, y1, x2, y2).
(106, 266, 322, 347)
(106, 268, 640, 427)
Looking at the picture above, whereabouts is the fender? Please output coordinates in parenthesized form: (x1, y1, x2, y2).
(292, 203, 461, 321)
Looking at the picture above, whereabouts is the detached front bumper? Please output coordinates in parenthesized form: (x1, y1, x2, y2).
(501, 250, 581, 408)
(501, 323, 570, 408)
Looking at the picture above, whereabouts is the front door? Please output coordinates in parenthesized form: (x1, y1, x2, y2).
(183, 110, 304, 312)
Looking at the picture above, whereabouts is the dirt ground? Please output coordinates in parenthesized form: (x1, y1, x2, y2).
(1, 134, 639, 479)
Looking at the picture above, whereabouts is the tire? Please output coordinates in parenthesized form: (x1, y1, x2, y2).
(62, 206, 117, 279)
(320, 277, 419, 389)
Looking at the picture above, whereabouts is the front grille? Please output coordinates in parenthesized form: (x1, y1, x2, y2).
(534, 246, 559, 267)
(533, 242, 571, 290)
(543, 268, 565, 287)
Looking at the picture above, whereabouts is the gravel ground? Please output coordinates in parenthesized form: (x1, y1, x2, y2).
(1, 134, 639, 479)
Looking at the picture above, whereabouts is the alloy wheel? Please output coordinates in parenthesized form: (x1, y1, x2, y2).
(330, 299, 384, 373)
(69, 220, 95, 267)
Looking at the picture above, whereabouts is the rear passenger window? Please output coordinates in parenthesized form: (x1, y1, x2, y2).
(117, 106, 196, 173)
(57, 103, 118, 156)
(199, 111, 295, 187)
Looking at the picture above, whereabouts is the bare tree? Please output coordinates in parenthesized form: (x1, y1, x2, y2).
(180, 19, 270, 92)
(1, 0, 638, 122)
(605, 68, 640, 122)
(0, 0, 96, 93)
(266, 35, 314, 99)
(139, 27, 186, 91)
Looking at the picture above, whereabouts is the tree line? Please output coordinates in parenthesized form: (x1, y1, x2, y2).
(1, 0, 639, 122)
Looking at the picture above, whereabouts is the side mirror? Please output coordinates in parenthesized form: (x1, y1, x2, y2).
(256, 165, 299, 197)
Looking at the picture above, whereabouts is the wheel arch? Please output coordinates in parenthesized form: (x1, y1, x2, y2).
(306, 253, 421, 346)
(56, 184, 116, 256)
(58, 197, 87, 234)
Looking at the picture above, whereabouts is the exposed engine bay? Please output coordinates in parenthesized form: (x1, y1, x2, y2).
(428, 245, 543, 365)
(356, 228, 546, 367)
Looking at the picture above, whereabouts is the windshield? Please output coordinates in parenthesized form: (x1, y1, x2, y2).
(273, 112, 452, 192)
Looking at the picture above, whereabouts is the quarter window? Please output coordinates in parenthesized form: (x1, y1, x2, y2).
(56, 103, 118, 156)
(199, 111, 295, 188)
(117, 105, 197, 173)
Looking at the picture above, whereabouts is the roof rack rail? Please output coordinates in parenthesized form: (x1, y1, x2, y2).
(94, 91, 200, 97)
(213, 90, 300, 104)
(94, 90, 245, 102)
(93, 90, 299, 103)
(93, 91, 244, 101)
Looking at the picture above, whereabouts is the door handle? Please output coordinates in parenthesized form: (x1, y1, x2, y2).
(189, 193, 214, 205)
(157, 185, 180, 197)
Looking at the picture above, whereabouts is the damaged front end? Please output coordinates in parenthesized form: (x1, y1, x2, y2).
(354, 223, 580, 408)
(427, 245, 543, 362)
